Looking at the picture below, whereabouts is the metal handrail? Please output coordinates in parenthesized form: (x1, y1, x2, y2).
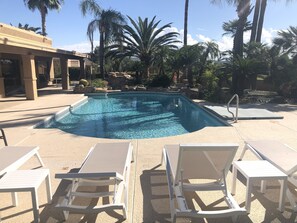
(227, 94, 239, 123)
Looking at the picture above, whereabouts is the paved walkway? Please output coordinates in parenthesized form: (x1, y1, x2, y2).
(203, 103, 284, 120)
(1, 88, 297, 223)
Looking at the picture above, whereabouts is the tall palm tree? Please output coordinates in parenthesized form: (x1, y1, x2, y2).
(108, 16, 180, 79)
(250, 0, 294, 43)
(80, 0, 126, 79)
(274, 26, 297, 60)
(23, 0, 64, 36)
(212, 0, 251, 95)
(184, 0, 190, 46)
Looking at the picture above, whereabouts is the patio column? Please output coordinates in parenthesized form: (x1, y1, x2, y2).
(0, 54, 5, 98)
(48, 58, 55, 82)
(21, 54, 38, 100)
(80, 59, 86, 79)
(60, 58, 69, 90)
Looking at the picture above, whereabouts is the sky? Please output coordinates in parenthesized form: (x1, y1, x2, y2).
(0, 0, 297, 53)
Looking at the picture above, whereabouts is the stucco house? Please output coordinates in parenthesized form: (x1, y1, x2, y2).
(0, 23, 88, 100)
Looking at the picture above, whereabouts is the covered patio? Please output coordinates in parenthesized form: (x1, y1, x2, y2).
(0, 23, 88, 100)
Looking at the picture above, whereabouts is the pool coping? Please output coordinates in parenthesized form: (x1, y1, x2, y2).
(32, 96, 88, 129)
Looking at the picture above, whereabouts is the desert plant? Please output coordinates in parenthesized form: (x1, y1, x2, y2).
(91, 78, 107, 88)
(79, 79, 89, 86)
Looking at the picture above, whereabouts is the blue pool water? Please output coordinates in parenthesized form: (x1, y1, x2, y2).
(39, 93, 227, 139)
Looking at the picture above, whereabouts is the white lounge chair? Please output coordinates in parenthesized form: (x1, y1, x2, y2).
(240, 140, 297, 212)
(55, 142, 133, 221)
(0, 146, 44, 176)
(162, 143, 246, 223)
(0, 145, 48, 223)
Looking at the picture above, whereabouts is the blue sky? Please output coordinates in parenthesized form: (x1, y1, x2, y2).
(0, 0, 296, 52)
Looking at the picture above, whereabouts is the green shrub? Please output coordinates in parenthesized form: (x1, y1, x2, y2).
(279, 81, 297, 98)
(91, 79, 108, 88)
(200, 69, 220, 101)
(79, 79, 89, 87)
(148, 74, 171, 88)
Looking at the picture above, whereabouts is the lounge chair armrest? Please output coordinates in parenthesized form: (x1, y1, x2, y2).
(55, 172, 124, 181)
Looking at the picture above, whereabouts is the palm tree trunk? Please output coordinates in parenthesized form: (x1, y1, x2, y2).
(250, 0, 260, 42)
(187, 66, 193, 87)
(198, 49, 210, 78)
(184, 0, 189, 46)
(40, 4, 46, 36)
(99, 31, 105, 79)
(232, 0, 250, 95)
(256, 0, 267, 42)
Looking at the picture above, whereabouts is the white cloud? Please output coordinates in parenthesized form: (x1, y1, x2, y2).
(261, 28, 278, 46)
(56, 40, 99, 53)
(197, 34, 211, 43)
(216, 36, 233, 51)
(187, 34, 199, 45)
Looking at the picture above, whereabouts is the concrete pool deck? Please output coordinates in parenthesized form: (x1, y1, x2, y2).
(1, 88, 297, 223)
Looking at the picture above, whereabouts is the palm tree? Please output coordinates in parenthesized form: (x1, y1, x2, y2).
(108, 16, 180, 79)
(250, 0, 294, 43)
(222, 19, 252, 37)
(274, 26, 297, 60)
(212, 0, 251, 95)
(80, 0, 126, 79)
(184, 0, 190, 46)
(177, 44, 203, 86)
(23, 0, 64, 36)
(198, 41, 220, 78)
(12, 23, 42, 34)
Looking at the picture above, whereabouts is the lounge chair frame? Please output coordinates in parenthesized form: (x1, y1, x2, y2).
(0, 128, 8, 146)
(55, 142, 133, 220)
(163, 143, 246, 223)
(0, 146, 44, 177)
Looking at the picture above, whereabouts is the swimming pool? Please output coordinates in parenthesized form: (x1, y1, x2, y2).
(38, 92, 227, 139)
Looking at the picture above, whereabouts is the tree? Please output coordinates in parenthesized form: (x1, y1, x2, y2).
(222, 19, 252, 37)
(198, 41, 220, 79)
(80, 0, 126, 79)
(23, 0, 64, 36)
(184, 0, 189, 46)
(178, 44, 203, 86)
(12, 23, 42, 34)
(108, 16, 180, 80)
(250, 0, 294, 43)
(212, 0, 251, 95)
(274, 26, 297, 61)
(244, 41, 269, 88)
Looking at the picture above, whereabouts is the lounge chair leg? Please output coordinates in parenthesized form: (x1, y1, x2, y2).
(35, 152, 45, 167)
(62, 210, 69, 221)
(171, 214, 176, 223)
(122, 206, 127, 219)
(31, 188, 40, 223)
(260, 180, 267, 193)
(238, 145, 248, 161)
(11, 192, 18, 206)
(45, 174, 52, 203)
(286, 188, 297, 212)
